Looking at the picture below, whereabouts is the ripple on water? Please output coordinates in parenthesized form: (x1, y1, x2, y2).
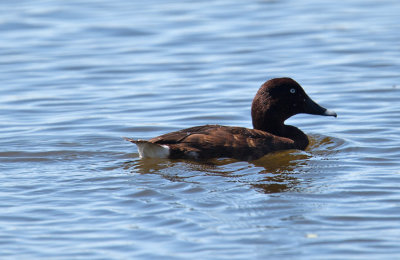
(1, 0, 400, 259)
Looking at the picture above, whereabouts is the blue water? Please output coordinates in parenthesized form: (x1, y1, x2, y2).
(1, 0, 400, 259)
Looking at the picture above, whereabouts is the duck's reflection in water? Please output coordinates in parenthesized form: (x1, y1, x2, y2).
(123, 151, 308, 193)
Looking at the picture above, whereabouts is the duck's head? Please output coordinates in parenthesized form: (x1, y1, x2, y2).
(251, 77, 336, 131)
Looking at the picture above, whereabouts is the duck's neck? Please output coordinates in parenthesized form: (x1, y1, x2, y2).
(254, 119, 309, 150)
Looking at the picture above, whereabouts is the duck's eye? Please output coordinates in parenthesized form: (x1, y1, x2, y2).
(290, 88, 296, 94)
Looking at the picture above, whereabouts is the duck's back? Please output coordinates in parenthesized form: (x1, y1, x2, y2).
(148, 125, 295, 160)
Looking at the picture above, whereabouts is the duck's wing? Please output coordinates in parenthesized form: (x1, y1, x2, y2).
(149, 125, 295, 160)
(148, 125, 214, 144)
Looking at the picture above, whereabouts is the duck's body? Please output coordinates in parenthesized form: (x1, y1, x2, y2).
(125, 78, 336, 161)
(126, 124, 306, 161)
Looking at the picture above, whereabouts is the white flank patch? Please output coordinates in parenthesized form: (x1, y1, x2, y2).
(136, 142, 170, 159)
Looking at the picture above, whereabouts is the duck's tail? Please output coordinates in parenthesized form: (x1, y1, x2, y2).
(123, 137, 170, 158)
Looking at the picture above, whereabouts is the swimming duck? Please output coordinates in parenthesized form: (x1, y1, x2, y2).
(125, 77, 336, 161)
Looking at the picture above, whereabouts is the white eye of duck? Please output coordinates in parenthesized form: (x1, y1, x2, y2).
(290, 88, 296, 94)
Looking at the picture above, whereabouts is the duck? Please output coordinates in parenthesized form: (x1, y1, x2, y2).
(124, 77, 337, 161)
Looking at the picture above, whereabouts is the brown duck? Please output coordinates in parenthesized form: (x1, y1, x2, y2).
(125, 77, 337, 161)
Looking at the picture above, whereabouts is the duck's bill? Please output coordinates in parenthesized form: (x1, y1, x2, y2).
(304, 96, 337, 117)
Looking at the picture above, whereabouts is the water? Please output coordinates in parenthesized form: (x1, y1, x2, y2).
(1, 0, 400, 259)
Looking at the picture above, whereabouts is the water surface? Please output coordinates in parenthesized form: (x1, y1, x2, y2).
(1, 0, 400, 259)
